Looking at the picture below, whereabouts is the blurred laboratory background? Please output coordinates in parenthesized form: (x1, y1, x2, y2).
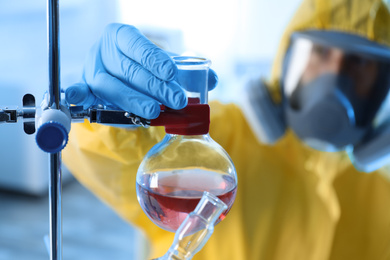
(0, 0, 303, 259)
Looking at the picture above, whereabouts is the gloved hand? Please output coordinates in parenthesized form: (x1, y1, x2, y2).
(65, 23, 218, 119)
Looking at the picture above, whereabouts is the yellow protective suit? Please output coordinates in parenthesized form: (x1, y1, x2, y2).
(63, 0, 390, 259)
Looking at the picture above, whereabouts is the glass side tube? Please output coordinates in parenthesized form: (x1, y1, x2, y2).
(153, 191, 227, 260)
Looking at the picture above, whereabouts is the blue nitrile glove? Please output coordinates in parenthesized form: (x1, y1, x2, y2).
(65, 23, 218, 119)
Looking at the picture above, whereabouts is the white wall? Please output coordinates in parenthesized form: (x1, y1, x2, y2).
(118, 0, 302, 102)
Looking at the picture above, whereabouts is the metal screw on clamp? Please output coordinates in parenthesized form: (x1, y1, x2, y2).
(124, 112, 151, 127)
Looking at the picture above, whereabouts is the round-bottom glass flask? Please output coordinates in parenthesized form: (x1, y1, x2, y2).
(136, 134, 237, 232)
(136, 56, 237, 232)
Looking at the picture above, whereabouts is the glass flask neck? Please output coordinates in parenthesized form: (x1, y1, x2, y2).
(172, 56, 211, 105)
(164, 133, 211, 139)
(149, 56, 212, 135)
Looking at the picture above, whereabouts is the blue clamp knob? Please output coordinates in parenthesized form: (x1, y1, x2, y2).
(36, 108, 72, 154)
(36, 121, 69, 153)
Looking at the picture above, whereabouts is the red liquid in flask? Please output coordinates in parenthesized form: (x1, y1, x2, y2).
(136, 169, 237, 232)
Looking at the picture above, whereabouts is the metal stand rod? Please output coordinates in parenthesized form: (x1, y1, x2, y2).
(48, 0, 60, 109)
(47, 0, 62, 259)
(49, 153, 62, 260)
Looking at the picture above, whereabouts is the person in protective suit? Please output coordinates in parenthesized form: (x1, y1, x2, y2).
(63, 0, 390, 259)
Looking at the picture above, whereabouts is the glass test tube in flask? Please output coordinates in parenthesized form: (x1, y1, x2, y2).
(136, 56, 237, 232)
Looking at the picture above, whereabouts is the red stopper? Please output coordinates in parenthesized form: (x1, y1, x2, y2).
(150, 102, 210, 135)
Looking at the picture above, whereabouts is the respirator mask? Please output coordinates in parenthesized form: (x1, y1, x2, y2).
(282, 32, 390, 155)
(242, 31, 390, 171)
